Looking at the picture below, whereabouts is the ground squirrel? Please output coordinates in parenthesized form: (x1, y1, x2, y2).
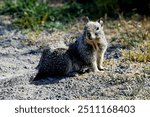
(33, 18, 107, 81)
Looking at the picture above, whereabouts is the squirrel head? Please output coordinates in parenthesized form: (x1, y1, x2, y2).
(83, 17, 105, 45)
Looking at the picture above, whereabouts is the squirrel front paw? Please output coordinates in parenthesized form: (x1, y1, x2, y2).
(98, 66, 108, 71)
(93, 68, 100, 74)
(99, 66, 104, 71)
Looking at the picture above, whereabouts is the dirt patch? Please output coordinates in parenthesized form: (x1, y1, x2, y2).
(0, 15, 149, 100)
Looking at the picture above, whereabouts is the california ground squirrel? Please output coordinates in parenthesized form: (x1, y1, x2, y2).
(33, 18, 107, 80)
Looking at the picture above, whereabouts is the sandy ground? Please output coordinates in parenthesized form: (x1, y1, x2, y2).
(0, 15, 150, 100)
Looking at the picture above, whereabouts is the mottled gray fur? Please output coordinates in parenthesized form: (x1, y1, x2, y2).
(34, 18, 107, 80)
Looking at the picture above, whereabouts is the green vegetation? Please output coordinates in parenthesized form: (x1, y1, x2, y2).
(0, 0, 87, 30)
(1, 0, 149, 30)
(0, 0, 100, 30)
(121, 47, 150, 62)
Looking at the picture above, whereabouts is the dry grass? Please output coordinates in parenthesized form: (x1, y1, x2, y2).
(121, 44, 150, 62)
(105, 15, 150, 62)
(24, 15, 150, 63)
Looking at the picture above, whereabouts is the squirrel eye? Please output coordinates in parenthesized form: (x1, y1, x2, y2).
(87, 32, 91, 37)
(96, 27, 99, 30)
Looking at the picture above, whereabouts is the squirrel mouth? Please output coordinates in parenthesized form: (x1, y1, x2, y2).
(87, 37, 100, 42)
(86, 38, 100, 50)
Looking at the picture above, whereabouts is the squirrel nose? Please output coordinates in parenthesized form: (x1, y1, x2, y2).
(91, 33, 96, 39)
(95, 32, 98, 36)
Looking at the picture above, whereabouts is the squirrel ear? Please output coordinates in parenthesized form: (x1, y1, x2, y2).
(82, 16, 90, 23)
(98, 18, 103, 26)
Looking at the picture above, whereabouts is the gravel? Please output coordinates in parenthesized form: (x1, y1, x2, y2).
(0, 15, 149, 100)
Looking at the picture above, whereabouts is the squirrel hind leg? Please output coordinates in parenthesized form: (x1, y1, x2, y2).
(33, 72, 48, 81)
(67, 67, 90, 77)
(67, 71, 79, 77)
(79, 66, 90, 74)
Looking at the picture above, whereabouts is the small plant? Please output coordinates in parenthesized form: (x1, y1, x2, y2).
(121, 50, 149, 62)
(121, 41, 150, 62)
